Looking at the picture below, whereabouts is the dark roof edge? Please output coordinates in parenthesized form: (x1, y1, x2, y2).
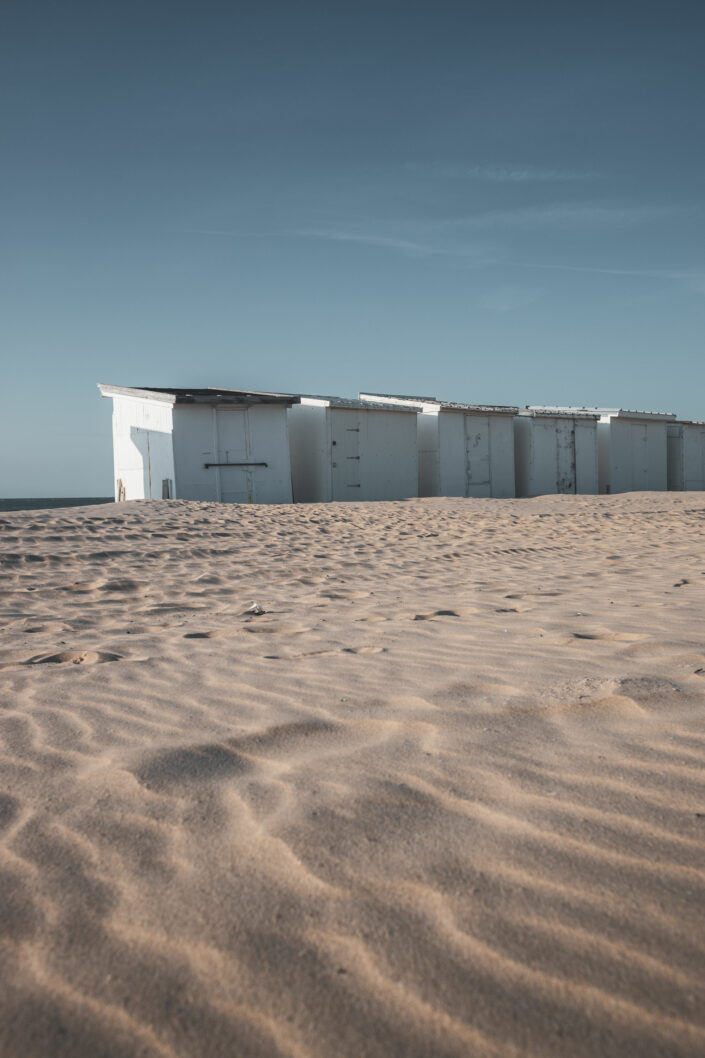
(98, 384, 299, 406)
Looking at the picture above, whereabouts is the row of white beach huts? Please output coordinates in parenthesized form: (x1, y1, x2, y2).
(98, 384, 705, 504)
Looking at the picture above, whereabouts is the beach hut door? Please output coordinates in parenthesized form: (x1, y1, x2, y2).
(465, 416, 491, 496)
(215, 408, 255, 503)
(330, 412, 361, 498)
(630, 423, 649, 489)
(555, 420, 576, 493)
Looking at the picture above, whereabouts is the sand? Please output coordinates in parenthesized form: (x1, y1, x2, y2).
(0, 493, 704, 1058)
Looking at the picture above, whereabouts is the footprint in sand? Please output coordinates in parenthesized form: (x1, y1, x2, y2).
(23, 622, 68, 633)
(571, 632, 646, 642)
(184, 629, 240, 640)
(319, 591, 370, 601)
(27, 650, 124, 665)
(506, 591, 563, 599)
(412, 610, 462, 621)
(100, 578, 147, 593)
(289, 645, 387, 658)
(185, 626, 309, 639)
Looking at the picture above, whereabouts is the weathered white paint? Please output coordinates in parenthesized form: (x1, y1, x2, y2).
(288, 397, 418, 502)
(514, 411, 599, 497)
(99, 386, 294, 503)
(667, 421, 705, 491)
(358, 393, 517, 498)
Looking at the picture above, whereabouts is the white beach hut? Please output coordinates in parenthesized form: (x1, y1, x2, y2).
(528, 407, 676, 494)
(596, 409, 675, 494)
(514, 409, 599, 497)
(288, 396, 418, 502)
(98, 385, 298, 504)
(667, 420, 705, 491)
(359, 393, 518, 498)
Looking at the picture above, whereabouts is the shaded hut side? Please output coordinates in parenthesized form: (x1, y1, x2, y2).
(667, 420, 705, 491)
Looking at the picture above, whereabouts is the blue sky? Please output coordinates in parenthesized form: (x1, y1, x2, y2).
(2, 1, 704, 495)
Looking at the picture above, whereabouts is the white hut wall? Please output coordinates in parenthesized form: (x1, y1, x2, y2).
(288, 403, 331, 503)
(574, 420, 599, 494)
(417, 411, 440, 496)
(111, 395, 175, 500)
(608, 419, 668, 493)
(172, 404, 293, 504)
(330, 408, 418, 502)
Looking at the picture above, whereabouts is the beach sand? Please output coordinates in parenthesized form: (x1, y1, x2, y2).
(0, 493, 704, 1057)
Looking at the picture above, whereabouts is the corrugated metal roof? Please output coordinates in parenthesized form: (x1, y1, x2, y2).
(359, 392, 518, 415)
(98, 384, 299, 406)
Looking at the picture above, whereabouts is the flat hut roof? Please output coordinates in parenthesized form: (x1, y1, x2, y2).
(98, 384, 299, 407)
(299, 394, 418, 413)
(527, 405, 676, 422)
(519, 407, 599, 421)
(359, 392, 518, 415)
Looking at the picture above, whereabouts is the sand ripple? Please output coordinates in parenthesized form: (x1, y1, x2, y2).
(1, 495, 705, 1056)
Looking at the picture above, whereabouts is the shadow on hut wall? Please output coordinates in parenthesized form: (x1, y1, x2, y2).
(129, 426, 174, 499)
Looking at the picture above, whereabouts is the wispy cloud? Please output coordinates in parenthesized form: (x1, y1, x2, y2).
(285, 226, 489, 259)
(177, 221, 705, 293)
(506, 260, 705, 284)
(452, 201, 698, 231)
(414, 162, 602, 183)
(289, 229, 445, 256)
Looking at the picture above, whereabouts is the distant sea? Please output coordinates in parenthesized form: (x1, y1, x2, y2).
(0, 498, 113, 513)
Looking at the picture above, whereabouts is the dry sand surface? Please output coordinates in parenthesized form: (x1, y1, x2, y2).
(1, 494, 704, 1058)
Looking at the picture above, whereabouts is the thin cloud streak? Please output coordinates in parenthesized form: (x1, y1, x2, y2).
(507, 260, 705, 283)
(450, 201, 698, 230)
(178, 224, 705, 290)
(413, 162, 602, 182)
(285, 226, 489, 259)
